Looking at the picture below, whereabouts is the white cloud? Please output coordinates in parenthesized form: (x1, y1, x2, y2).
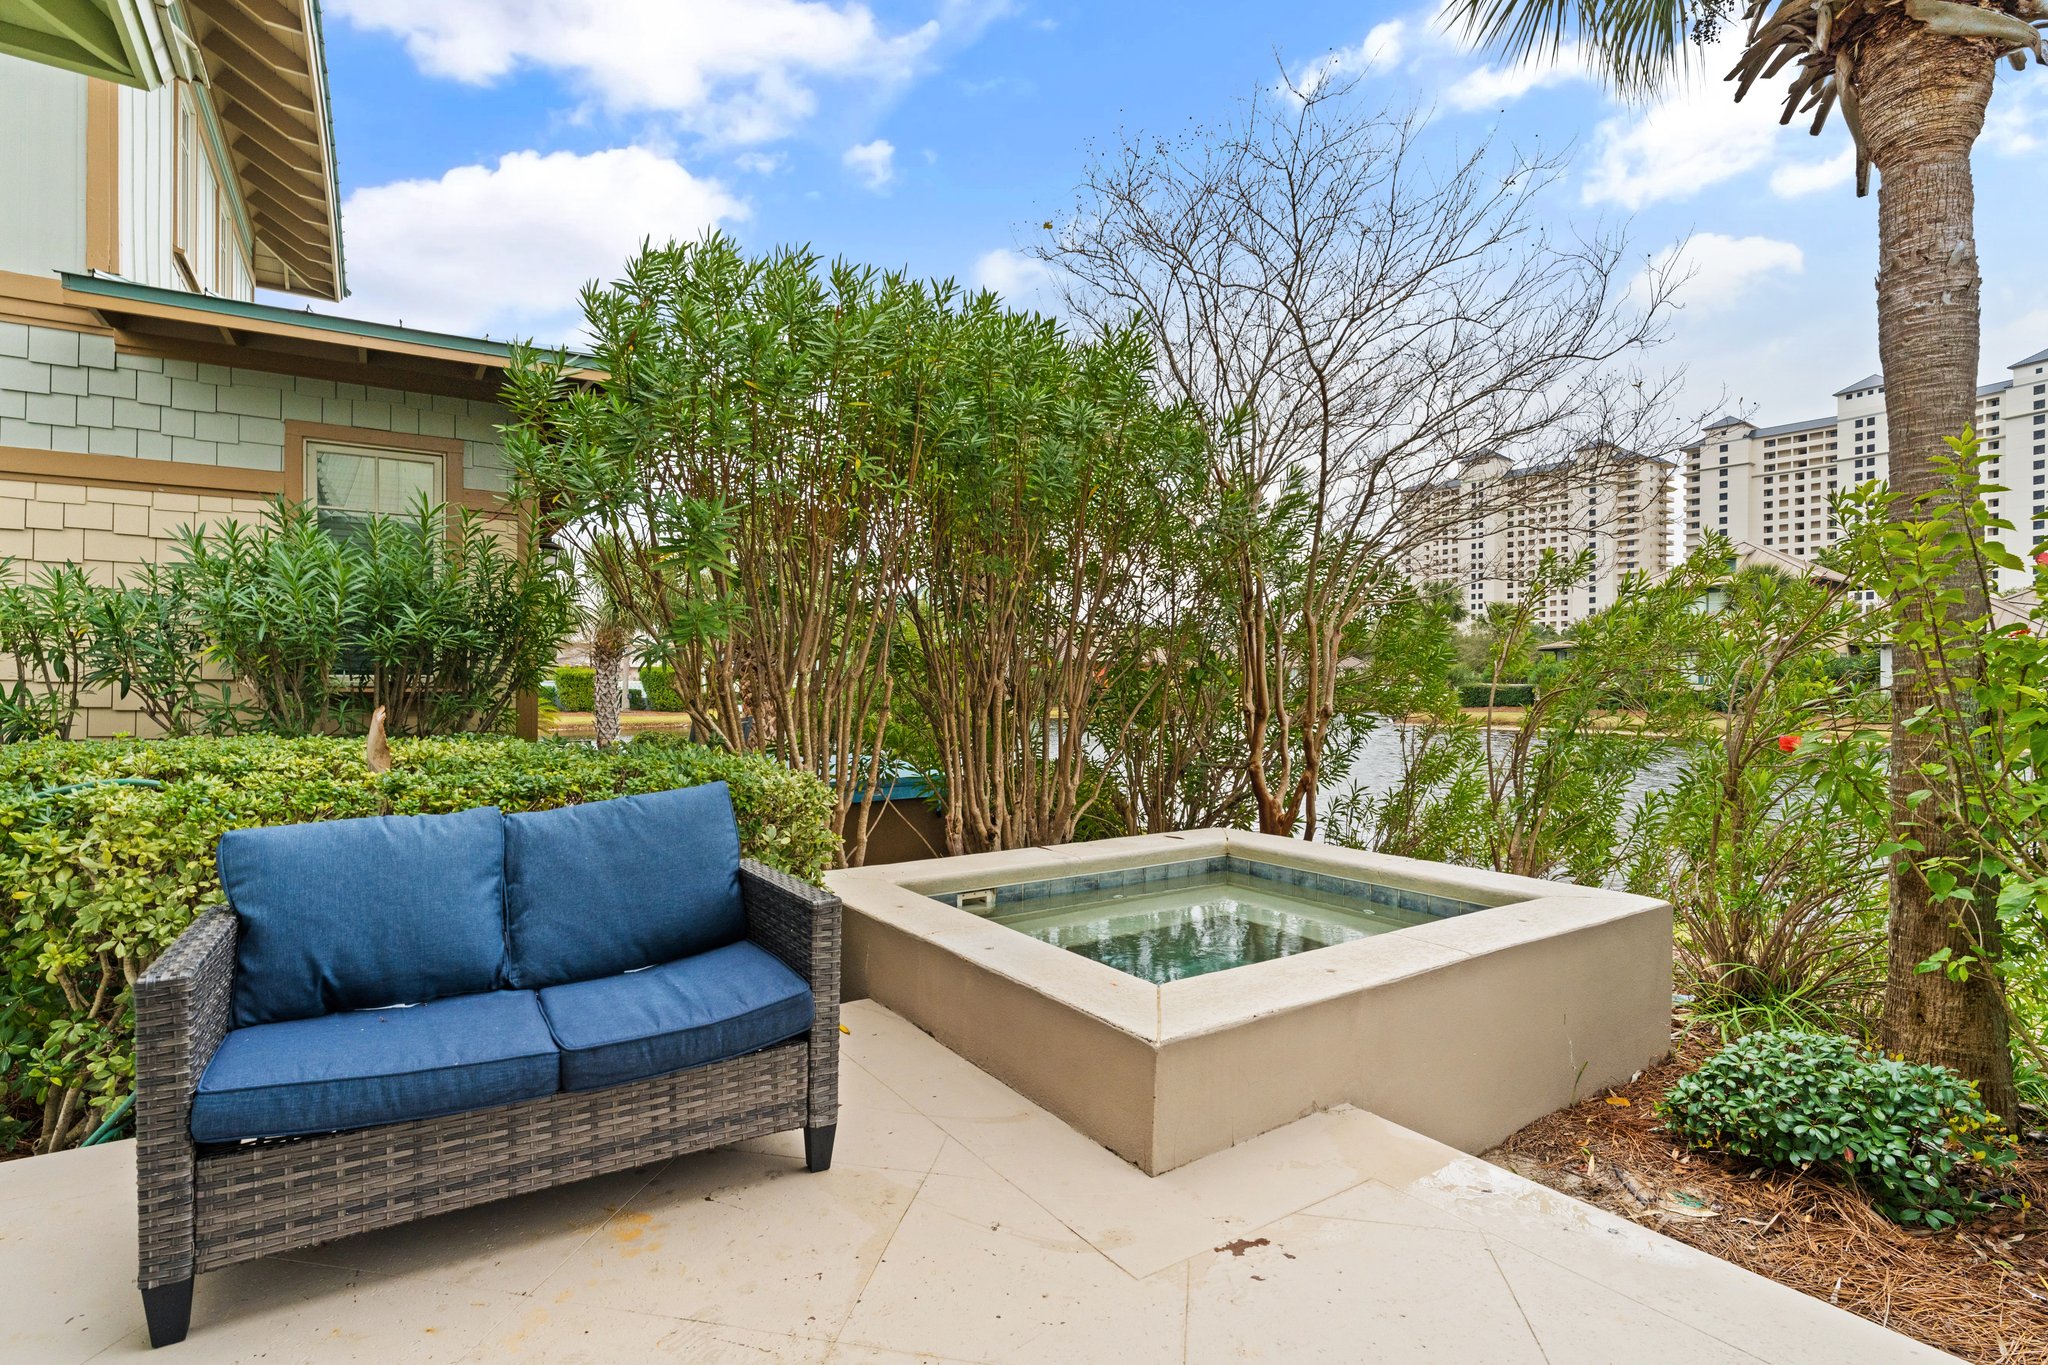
(734, 151, 786, 175)
(1443, 47, 1587, 110)
(1985, 73, 2048, 155)
(1639, 233, 1804, 317)
(842, 138, 896, 191)
(1582, 62, 1785, 209)
(1291, 20, 1407, 96)
(1768, 145, 1855, 197)
(333, 147, 747, 341)
(971, 247, 1060, 311)
(329, 0, 952, 144)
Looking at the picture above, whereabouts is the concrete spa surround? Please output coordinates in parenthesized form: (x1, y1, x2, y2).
(827, 830, 1674, 1176)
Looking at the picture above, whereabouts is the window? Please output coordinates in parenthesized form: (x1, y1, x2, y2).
(309, 443, 443, 542)
(173, 84, 202, 286)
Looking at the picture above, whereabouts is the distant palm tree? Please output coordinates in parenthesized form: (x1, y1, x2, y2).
(1454, 0, 2040, 1116)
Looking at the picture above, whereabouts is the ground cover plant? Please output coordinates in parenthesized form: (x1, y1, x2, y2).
(1491, 1027, 2048, 1363)
(0, 734, 835, 1155)
(1661, 1030, 2015, 1227)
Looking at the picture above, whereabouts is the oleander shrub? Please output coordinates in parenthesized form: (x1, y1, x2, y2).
(0, 733, 836, 1154)
(1456, 682, 1536, 709)
(639, 666, 687, 712)
(1659, 1030, 2016, 1228)
(553, 666, 596, 712)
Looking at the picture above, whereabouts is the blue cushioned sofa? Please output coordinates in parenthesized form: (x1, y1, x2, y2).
(131, 781, 841, 1348)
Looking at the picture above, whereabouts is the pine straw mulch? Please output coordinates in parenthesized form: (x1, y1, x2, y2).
(1484, 1023, 2048, 1364)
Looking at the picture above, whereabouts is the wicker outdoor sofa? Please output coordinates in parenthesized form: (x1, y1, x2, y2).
(131, 782, 841, 1348)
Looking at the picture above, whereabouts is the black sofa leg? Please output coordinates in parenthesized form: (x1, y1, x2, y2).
(142, 1278, 194, 1348)
(804, 1123, 836, 1173)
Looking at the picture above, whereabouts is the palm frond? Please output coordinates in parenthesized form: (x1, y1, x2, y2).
(1446, 0, 1725, 98)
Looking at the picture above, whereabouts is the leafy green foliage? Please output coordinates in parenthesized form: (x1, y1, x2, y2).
(1831, 430, 2048, 1091)
(174, 500, 575, 736)
(0, 733, 836, 1155)
(1457, 682, 1535, 708)
(1659, 1031, 2016, 1227)
(552, 667, 596, 713)
(0, 563, 99, 741)
(638, 666, 687, 712)
(1622, 553, 1886, 1038)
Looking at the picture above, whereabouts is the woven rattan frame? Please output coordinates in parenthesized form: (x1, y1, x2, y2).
(135, 858, 840, 1299)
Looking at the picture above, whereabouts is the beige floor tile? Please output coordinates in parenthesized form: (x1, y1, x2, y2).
(0, 1135, 130, 1212)
(273, 1161, 669, 1294)
(841, 1057, 923, 1114)
(837, 1172, 1188, 1365)
(1183, 1213, 1545, 1364)
(839, 1002, 1049, 1124)
(465, 1299, 830, 1363)
(0, 1149, 143, 1365)
(824, 1346, 981, 1364)
(530, 1148, 921, 1340)
(738, 1103, 950, 1175)
(1484, 1237, 1765, 1365)
(88, 1258, 518, 1364)
(928, 1138, 1002, 1182)
(1301, 1177, 1480, 1232)
(1398, 1157, 1954, 1364)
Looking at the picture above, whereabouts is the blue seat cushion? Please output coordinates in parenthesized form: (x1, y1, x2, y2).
(218, 806, 508, 1027)
(503, 784, 745, 990)
(537, 941, 813, 1093)
(191, 990, 559, 1144)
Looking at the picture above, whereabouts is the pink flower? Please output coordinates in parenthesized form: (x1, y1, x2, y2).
(1778, 734, 1801, 753)
(2036, 551, 2048, 567)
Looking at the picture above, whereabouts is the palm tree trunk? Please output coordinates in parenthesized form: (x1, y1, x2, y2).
(591, 625, 625, 749)
(1860, 20, 2016, 1119)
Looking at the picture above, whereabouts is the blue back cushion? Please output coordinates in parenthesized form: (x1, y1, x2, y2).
(219, 806, 509, 1027)
(503, 783, 744, 989)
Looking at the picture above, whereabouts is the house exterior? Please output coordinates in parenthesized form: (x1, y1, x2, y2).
(1681, 348, 2048, 598)
(0, 0, 535, 736)
(1401, 446, 1677, 630)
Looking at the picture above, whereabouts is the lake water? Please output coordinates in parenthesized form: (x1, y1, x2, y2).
(1317, 723, 1686, 840)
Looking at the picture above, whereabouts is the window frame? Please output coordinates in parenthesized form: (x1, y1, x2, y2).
(305, 438, 448, 539)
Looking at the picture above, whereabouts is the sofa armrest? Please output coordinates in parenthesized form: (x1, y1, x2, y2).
(134, 905, 237, 1291)
(740, 860, 840, 1128)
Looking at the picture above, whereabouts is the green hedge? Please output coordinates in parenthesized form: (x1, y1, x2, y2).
(1457, 683, 1536, 708)
(639, 666, 687, 712)
(553, 666, 596, 712)
(0, 734, 836, 1154)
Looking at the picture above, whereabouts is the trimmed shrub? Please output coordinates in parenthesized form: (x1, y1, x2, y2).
(1659, 1030, 2016, 1228)
(639, 666, 688, 712)
(0, 734, 836, 1154)
(1457, 682, 1535, 709)
(553, 666, 596, 712)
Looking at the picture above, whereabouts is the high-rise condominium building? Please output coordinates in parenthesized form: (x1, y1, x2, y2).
(1682, 346, 2048, 596)
(1403, 447, 1678, 630)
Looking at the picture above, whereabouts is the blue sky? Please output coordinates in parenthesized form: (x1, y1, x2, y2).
(305, 0, 2048, 427)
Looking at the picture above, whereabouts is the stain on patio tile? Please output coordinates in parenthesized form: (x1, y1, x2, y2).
(532, 1148, 920, 1340)
(1183, 1213, 1544, 1364)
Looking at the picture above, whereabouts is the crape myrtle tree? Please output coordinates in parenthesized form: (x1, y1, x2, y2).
(504, 237, 1210, 862)
(1452, 0, 2043, 1115)
(1041, 80, 1684, 840)
(894, 303, 1209, 855)
(503, 239, 915, 863)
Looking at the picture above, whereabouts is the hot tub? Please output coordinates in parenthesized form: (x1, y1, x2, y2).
(827, 830, 1671, 1174)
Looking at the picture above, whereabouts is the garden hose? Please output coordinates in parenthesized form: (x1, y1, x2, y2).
(79, 1092, 134, 1147)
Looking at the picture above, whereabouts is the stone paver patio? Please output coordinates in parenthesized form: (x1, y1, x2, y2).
(4, 1000, 1950, 1363)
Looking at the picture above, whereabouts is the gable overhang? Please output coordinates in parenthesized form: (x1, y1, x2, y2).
(0, 0, 159, 86)
(180, 0, 345, 301)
